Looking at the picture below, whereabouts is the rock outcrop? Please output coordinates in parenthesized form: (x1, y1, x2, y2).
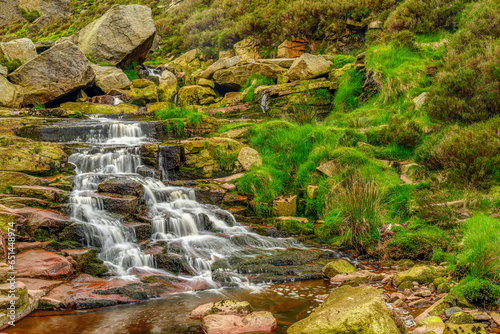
(8, 41, 95, 106)
(287, 285, 400, 334)
(71, 5, 156, 68)
(0, 136, 67, 174)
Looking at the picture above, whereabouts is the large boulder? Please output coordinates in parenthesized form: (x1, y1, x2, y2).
(91, 65, 131, 93)
(0, 75, 23, 108)
(0, 38, 37, 62)
(71, 4, 156, 68)
(213, 63, 287, 89)
(8, 41, 95, 106)
(178, 85, 216, 106)
(0, 136, 67, 174)
(287, 285, 400, 334)
(288, 53, 332, 81)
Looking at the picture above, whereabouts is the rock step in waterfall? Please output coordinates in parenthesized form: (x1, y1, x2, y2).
(64, 116, 303, 284)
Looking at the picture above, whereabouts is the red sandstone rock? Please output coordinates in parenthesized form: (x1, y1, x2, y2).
(16, 249, 74, 279)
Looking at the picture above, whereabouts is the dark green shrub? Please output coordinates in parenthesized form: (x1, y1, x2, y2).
(378, 119, 422, 149)
(459, 278, 500, 308)
(427, 1, 500, 123)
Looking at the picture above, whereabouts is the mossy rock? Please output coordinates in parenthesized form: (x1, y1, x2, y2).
(129, 79, 159, 105)
(393, 265, 438, 288)
(0, 135, 67, 174)
(416, 316, 443, 326)
(61, 102, 139, 114)
(322, 259, 356, 278)
(0, 171, 45, 192)
(339, 276, 368, 287)
(178, 85, 216, 106)
(398, 281, 414, 290)
(433, 277, 447, 287)
(448, 312, 474, 324)
(286, 285, 400, 334)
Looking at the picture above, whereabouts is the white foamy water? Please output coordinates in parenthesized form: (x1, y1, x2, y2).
(66, 117, 299, 284)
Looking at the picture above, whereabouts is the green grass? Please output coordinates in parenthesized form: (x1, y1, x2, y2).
(217, 122, 255, 134)
(333, 68, 364, 113)
(155, 105, 204, 125)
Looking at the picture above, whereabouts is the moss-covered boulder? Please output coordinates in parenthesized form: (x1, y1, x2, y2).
(393, 265, 438, 288)
(0, 136, 67, 174)
(61, 102, 139, 114)
(129, 79, 159, 105)
(322, 259, 356, 278)
(443, 324, 486, 334)
(287, 285, 400, 334)
(178, 85, 217, 106)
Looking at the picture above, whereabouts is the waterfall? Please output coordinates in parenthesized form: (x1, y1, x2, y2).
(174, 93, 178, 106)
(113, 97, 124, 106)
(260, 94, 269, 113)
(64, 117, 299, 284)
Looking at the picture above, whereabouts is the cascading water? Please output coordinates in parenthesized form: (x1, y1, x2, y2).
(260, 94, 269, 113)
(65, 116, 300, 286)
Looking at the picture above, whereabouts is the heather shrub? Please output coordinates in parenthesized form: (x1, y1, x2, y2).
(415, 119, 500, 187)
(427, 0, 500, 123)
